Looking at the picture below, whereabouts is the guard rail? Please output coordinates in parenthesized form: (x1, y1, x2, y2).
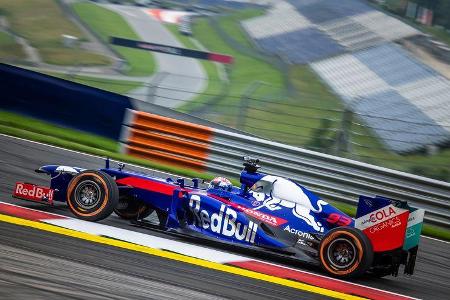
(120, 110, 450, 227)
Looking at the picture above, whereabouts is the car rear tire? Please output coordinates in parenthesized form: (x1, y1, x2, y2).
(319, 227, 373, 278)
(114, 196, 153, 220)
(66, 170, 118, 221)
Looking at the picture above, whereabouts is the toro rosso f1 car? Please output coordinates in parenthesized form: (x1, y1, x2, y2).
(12, 157, 424, 278)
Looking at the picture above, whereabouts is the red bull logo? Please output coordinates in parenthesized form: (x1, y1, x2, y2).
(250, 176, 328, 233)
(13, 183, 54, 203)
(189, 195, 258, 243)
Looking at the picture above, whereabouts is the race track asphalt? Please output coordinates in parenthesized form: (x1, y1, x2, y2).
(103, 4, 207, 108)
(0, 134, 449, 299)
(0, 221, 324, 300)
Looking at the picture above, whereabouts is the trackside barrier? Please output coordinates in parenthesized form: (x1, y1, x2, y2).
(121, 110, 450, 227)
(0, 63, 132, 140)
(121, 110, 213, 172)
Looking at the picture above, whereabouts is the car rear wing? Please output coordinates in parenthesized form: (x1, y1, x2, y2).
(354, 195, 425, 275)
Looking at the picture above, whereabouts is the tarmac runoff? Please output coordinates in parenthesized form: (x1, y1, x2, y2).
(0, 134, 449, 299)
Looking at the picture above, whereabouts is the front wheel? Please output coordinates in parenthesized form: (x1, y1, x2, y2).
(319, 227, 373, 278)
(66, 170, 119, 221)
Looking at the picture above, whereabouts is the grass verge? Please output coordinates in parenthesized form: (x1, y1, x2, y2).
(0, 31, 26, 60)
(421, 26, 450, 47)
(72, 2, 155, 76)
(0, 109, 448, 241)
(43, 72, 142, 94)
(190, 10, 344, 147)
(188, 11, 285, 128)
(0, 0, 111, 66)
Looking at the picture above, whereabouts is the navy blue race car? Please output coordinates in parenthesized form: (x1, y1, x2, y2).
(12, 157, 424, 278)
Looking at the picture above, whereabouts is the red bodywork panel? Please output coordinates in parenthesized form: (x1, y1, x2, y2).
(355, 205, 410, 252)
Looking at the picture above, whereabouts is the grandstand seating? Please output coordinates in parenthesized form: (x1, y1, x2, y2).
(287, 0, 372, 23)
(243, 1, 344, 63)
(243, 0, 420, 61)
(396, 77, 450, 130)
(257, 28, 344, 64)
(355, 91, 450, 152)
(352, 11, 420, 42)
(311, 53, 390, 100)
(241, 0, 449, 152)
(353, 44, 432, 86)
(170, 0, 267, 10)
(312, 44, 450, 152)
(317, 18, 384, 51)
(242, 2, 311, 39)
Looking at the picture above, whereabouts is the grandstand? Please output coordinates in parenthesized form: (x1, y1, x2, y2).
(287, 0, 373, 23)
(312, 43, 450, 152)
(242, 0, 450, 153)
(242, 1, 345, 63)
(242, 0, 420, 61)
(256, 28, 344, 64)
(168, 0, 267, 10)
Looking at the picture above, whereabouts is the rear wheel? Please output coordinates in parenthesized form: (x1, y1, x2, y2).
(66, 170, 118, 221)
(114, 196, 153, 220)
(319, 227, 373, 278)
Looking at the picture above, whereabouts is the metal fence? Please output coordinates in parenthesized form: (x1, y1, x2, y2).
(121, 110, 450, 227)
(207, 129, 450, 227)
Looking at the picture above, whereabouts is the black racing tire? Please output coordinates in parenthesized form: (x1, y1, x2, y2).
(66, 170, 118, 221)
(319, 227, 373, 278)
(114, 196, 153, 220)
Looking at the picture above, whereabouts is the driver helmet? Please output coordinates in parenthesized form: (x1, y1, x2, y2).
(208, 177, 233, 192)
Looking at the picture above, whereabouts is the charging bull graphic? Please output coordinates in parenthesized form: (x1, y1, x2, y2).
(251, 176, 328, 232)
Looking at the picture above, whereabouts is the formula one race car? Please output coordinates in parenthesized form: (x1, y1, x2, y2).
(12, 157, 424, 278)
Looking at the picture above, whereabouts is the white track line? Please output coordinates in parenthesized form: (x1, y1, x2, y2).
(422, 235, 450, 244)
(2, 133, 449, 244)
(0, 134, 182, 178)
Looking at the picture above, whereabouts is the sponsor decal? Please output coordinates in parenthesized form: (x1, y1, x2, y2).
(357, 205, 399, 229)
(355, 204, 410, 252)
(189, 195, 257, 244)
(251, 200, 262, 207)
(111, 37, 234, 64)
(247, 176, 329, 232)
(207, 193, 286, 227)
(406, 208, 425, 227)
(13, 183, 54, 204)
(231, 203, 286, 227)
(137, 42, 181, 55)
(252, 193, 327, 233)
(284, 225, 314, 240)
(406, 227, 416, 239)
(326, 213, 352, 226)
(368, 216, 402, 234)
